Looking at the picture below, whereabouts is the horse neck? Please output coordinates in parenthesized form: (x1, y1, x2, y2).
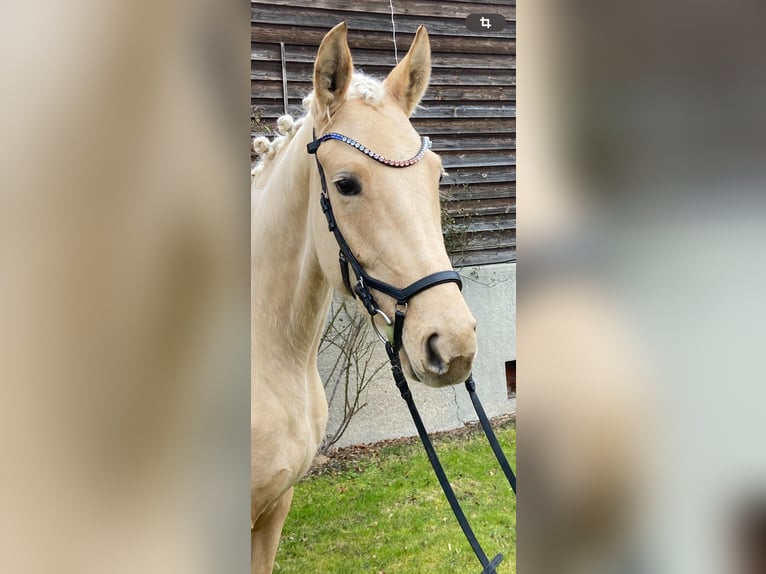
(252, 119, 332, 376)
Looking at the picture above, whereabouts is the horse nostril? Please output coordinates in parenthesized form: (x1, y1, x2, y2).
(426, 334, 446, 374)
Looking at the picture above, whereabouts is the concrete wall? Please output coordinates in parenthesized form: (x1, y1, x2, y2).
(321, 262, 516, 449)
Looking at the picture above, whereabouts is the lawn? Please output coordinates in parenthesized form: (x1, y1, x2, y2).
(274, 418, 516, 573)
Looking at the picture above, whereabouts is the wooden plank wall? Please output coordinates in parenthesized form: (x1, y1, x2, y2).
(252, 0, 516, 266)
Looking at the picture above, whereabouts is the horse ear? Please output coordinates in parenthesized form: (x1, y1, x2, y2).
(384, 25, 431, 117)
(312, 22, 353, 124)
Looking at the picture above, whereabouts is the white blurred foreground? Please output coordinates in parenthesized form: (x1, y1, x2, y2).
(519, 1, 766, 572)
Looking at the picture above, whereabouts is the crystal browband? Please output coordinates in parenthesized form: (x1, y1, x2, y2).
(309, 132, 431, 167)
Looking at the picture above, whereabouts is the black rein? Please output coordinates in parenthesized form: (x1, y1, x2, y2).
(308, 129, 515, 574)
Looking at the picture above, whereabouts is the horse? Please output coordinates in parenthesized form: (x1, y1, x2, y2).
(251, 22, 478, 574)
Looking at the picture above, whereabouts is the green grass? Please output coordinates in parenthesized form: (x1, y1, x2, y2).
(275, 419, 516, 573)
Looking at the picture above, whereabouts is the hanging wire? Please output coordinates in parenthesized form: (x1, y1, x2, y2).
(388, 0, 399, 63)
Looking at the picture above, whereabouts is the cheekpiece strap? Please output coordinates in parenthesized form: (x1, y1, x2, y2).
(308, 132, 431, 168)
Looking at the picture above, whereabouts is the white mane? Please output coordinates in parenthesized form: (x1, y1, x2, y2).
(252, 72, 385, 177)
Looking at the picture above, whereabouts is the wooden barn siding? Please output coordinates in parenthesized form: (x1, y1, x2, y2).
(252, 1, 515, 266)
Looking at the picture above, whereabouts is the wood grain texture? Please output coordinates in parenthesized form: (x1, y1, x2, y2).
(252, 0, 516, 265)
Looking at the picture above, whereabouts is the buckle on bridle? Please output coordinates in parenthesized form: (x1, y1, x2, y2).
(354, 277, 377, 315)
(308, 123, 514, 573)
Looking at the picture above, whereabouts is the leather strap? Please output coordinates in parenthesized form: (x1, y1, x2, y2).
(386, 343, 504, 574)
(392, 308, 405, 353)
(362, 270, 462, 305)
(466, 376, 516, 493)
(338, 250, 354, 298)
(309, 127, 515, 573)
(308, 128, 462, 350)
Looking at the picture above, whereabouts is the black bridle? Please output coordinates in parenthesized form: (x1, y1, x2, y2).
(307, 129, 462, 352)
(308, 128, 515, 574)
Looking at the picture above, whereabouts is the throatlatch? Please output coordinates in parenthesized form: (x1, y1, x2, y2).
(308, 129, 515, 574)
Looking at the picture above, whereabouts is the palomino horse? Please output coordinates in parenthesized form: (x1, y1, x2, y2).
(251, 23, 477, 574)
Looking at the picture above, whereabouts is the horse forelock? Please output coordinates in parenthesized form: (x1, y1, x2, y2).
(252, 72, 385, 177)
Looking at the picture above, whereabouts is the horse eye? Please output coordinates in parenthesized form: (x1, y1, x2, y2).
(334, 178, 361, 196)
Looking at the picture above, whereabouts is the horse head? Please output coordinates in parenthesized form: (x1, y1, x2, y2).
(308, 23, 477, 388)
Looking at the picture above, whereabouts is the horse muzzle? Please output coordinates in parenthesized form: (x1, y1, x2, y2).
(402, 296, 477, 388)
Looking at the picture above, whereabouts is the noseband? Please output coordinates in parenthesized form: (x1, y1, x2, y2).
(307, 129, 462, 352)
(308, 128, 515, 574)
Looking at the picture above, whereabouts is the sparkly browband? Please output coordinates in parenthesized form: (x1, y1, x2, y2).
(307, 132, 431, 168)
